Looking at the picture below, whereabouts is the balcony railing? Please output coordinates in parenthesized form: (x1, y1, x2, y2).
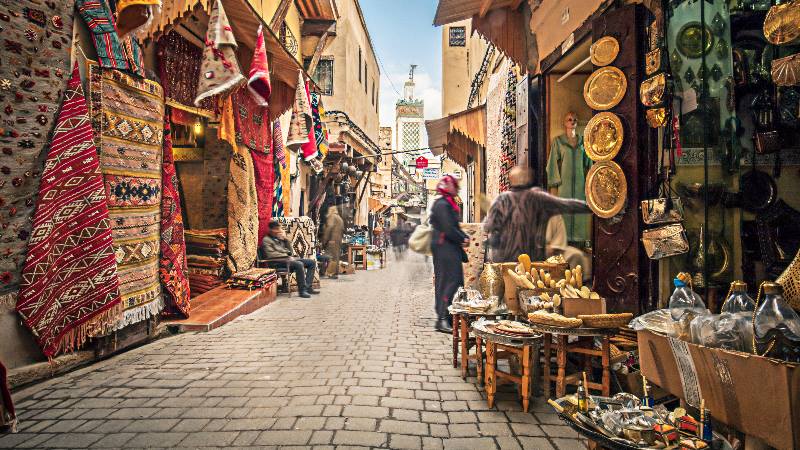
(280, 23, 299, 56)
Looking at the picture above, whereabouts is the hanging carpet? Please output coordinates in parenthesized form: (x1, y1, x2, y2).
(499, 66, 517, 193)
(17, 64, 121, 358)
(76, 0, 146, 77)
(461, 223, 488, 290)
(159, 117, 191, 317)
(0, 0, 75, 298)
(88, 63, 165, 328)
(278, 216, 319, 287)
(221, 97, 259, 273)
(286, 72, 313, 150)
(485, 59, 510, 202)
(194, 0, 245, 106)
(157, 30, 216, 114)
(272, 120, 286, 218)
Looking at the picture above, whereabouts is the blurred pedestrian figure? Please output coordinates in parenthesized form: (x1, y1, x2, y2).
(484, 166, 591, 263)
(390, 221, 406, 260)
(322, 206, 344, 279)
(430, 175, 469, 333)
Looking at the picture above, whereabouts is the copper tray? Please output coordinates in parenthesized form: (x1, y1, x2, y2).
(584, 112, 623, 162)
(584, 66, 627, 111)
(640, 73, 666, 108)
(585, 161, 627, 219)
(590, 36, 619, 67)
(764, 1, 800, 45)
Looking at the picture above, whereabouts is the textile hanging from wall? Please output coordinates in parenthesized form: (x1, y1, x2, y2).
(499, 66, 518, 192)
(247, 25, 271, 106)
(286, 72, 313, 150)
(485, 59, 511, 202)
(115, 0, 160, 38)
(17, 64, 121, 358)
(221, 98, 259, 273)
(88, 63, 165, 328)
(232, 86, 270, 153)
(272, 121, 286, 217)
(76, 0, 146, 77)
(251, 149, 274, 242)
(157, 30, 215, 114)
(278, 216, 319, 286)
(202, 132, 231, 229)
(461, 223, 488, 289)
(0, 0, 75, 299)
(195, 0, 244, 106)
(308, 92, 328, 174)
(159, 117, 191, 317)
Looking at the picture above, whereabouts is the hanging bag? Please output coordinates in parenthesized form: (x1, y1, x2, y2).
(409, 219, 432, 256)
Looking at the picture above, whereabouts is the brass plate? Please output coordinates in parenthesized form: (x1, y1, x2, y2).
(645, 48, 662, 76)
(585, 161, 627, 219)
(584, 112, 623, 162)
(584, 66, 627, 111)
(590, 36, 619, 67)
(640, 73, 666, 107)
(764, 1, 800, 45)
(677, 22, 713, 58)
(646, 108, 667, 128)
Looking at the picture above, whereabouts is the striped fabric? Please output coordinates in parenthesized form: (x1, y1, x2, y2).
(76, 0, 145, 77)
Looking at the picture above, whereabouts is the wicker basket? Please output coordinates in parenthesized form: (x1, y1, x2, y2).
(528, 312, 583, 328)
(576, 313, 633, 329)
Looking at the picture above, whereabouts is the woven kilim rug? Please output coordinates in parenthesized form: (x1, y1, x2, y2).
(159, 116, 190, 318)
(278, 216, 319, 287)
(0, 0, 75, 299)
(17, 64, 121, 358)
(88, 63, 165, 328)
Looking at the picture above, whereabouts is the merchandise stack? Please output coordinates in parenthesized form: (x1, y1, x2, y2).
(227, 268, 277, 290)
(185, 229, 228, 296)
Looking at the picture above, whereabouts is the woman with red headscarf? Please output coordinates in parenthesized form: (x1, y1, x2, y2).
(430, 175, 469, 333)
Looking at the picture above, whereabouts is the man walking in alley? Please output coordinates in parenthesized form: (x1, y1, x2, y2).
(261, 220, 318, 298)
(322, 205, 344, 279)
(484, 166, 592, 263)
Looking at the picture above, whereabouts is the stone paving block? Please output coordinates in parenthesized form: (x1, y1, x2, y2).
(518, 436, 557, 449)
(351, 395, 380, 406)
(494, 436, 523, 450)
(380, 397, 424, 410)
(178, 431, 240, 447)
(441, 401, 468, 411)
(379, 420, 428, 436)
(255, 430, 313, 446)
(309, 430, 334, 445)
(421, 411, 448, 424)
(274, 405, 325, 417)
(89, 433, 136, 448)
(180, 406, 233, 419)
(541, 424, 581, 438)
(220, 418, 277, 431)
(172, 418, 211, 432)
(477, 422, 514, 436)
(341, 405, 389, 419)
(272, 417, 298, 429)
(447, 423, 480, 438)
(391, 408, 420, 422)
(38, 433, 102, 448)
(442, 437, 497, 449)
(506, 411, 539, 424)
(332, 430, 387, 447)
(510, 422, 545, 436)
(553, 438, 589, 450)
(231, 430, 261, 446)
(295, 417, 327, 430)
(90, 420, 132, 434)
(390, 434, 423, 449)
(343, 417, 376, 431)
(120, 418, 180, 433)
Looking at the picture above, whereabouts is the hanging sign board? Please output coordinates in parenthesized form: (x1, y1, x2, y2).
(421, 168, 440, 180)
(415, 156, 429, 169)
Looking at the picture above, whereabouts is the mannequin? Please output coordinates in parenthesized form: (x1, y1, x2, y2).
(546, 111, 592, 244)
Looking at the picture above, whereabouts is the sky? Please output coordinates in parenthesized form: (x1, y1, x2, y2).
(360, 0, 443, 128)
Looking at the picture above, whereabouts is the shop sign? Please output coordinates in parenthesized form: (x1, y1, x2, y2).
(421, 168, 440, 180)
(444, 171, 462, 179)
(415, 156, 429, 169)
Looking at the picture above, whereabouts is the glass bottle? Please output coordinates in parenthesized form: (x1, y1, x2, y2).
(577, 381, 588, 412)
(753, 283, 800, 361)
(669, 275, 705, 321)
(721, 281, 755, 314)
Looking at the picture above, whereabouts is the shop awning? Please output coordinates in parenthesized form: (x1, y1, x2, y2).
(425, 105, 486, 168)
(296, 0, 337, 20)
(433, 0, 522, 26)
(142, 0, 311, 119)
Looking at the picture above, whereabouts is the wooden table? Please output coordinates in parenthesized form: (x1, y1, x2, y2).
(450, 311, 509, 381)
(472, 325, 542, 413)
(347, 245, 367, 270)
(528, 324, 616, 398)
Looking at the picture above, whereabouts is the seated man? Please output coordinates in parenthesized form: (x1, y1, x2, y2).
(261, 220, 318, 298)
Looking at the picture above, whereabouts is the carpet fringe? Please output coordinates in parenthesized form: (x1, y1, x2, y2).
(54, 301, 124, 358)
(0, 292, 16, 308)
(114, 297, 164, 330)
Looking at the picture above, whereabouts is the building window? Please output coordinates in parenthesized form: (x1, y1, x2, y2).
(364, 62, 368, 94)
(303, 57, 334, 96)
(449, 26, 466, 47)
(358, 48, 362, 83)
(371, 80, 375, 105)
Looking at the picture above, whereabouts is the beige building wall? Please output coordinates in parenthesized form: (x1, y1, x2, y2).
(301, 0, 380, 144)
(441, 20, 489, 116)
(250, 0, 302, 62)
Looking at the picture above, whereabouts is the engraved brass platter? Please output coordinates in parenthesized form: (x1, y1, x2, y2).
(677, 22, 713, 58)
(590, 36, 620, 67)
(646, 108, 667, 128)
(584, 112, 623, 162)
(640, 73, 666, 107)
(585, 161, 627, 219)
(764, 0, 800, 45)
(584, 66, 627, 111)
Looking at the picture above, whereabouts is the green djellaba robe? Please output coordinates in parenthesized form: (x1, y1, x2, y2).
(546, 134, 592, 243)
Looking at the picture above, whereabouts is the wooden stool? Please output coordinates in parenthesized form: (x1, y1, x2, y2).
(347, 245, 367, 270)
(537, 327, 614, 398)
(473, 326, 541, 413)
(451, 312, 509, 381)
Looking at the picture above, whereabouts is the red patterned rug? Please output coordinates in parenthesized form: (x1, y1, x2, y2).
(159, 116, 191, 317)
(16, 64, 121, 358)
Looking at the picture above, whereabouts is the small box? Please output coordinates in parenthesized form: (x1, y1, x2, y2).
(562, 297, 606, 318)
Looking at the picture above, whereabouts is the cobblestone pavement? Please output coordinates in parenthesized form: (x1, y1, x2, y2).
(0, 255, 586, 449)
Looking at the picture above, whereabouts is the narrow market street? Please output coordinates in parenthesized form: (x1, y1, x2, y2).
(0, 256, 584, 450)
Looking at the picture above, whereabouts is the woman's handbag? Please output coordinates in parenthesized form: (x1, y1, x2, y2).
(776, 249, 800, 311)
(641, 223, 690, 259)
(409, 222, 432, 256)
(641, 197, 684, 225)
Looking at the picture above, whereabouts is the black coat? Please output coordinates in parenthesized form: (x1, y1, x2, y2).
(429, 197, 467, 320)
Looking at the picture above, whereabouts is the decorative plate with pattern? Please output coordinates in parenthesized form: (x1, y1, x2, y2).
(583, 66, 627, 111)
(584, 112, 623, 162)
(590, 36, 619, 67)
(585, 161, 627, 219)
